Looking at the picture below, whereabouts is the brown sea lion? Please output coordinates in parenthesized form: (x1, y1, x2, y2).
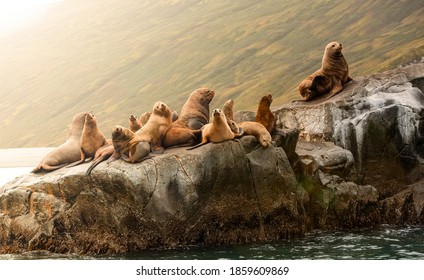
(223, 99, 235, 121)
(239, 121, 272, 148)
(138, 112, 151, 127)
(129, 115, 142, 132)
(109, 125, 151, 164)
(187, 108, 243, 150)
(136, 101, 173, 154)
(32, 112, 87, 173)
(255, 94, 276, 134)
(163, 88, 215, 148)
(298, 41, 352, 101)
(66, 113, 108, 168)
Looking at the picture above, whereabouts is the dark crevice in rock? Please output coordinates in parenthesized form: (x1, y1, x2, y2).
(411, 77, 424, 93)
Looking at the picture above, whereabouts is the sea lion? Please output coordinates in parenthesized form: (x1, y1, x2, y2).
(136, 101, 173, 154)
(187, 108, 243, 150)
(138, 112, 151, 127)
(109, 125, 151, 164)
(227, 119, 242, 134)
(223, 99, 241, 133)
(66, 113, 108, 168)
(255, 94, 276, 134)
(163, 88, 215, 148)
(129, 115, 142, 132)
(298, 41, 351, 101)
(32, 112, 87, 173)
(223, 99, 235, 121)
(171, 110, 179, 122)
(239, 121, 272, 148)
(85, 141, 113, 176)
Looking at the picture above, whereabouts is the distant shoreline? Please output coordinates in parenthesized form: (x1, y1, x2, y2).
(0, 148, 54, 168)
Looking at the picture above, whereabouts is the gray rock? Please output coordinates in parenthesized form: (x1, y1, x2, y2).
(234, 110, 256, 123)
(296, 141, 356, 181)
(275, 63, 424, 195)
(0, 140, 308, 254)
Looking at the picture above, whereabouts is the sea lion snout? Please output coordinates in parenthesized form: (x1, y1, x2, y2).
(112, 125, 123, 134)
(213, 108, 222, 116)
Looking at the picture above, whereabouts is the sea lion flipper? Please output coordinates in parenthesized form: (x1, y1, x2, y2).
(34, 163, 69, 173)
(234, 128, 244, 138)
(121, 154, 132, 163)
(151, 146, 165, 154)
(310, 75, 326, 92)
(86, 154, 111, 176)
(186, 142, 208, 150)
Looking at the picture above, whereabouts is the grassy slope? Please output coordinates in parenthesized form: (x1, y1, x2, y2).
(0, 0, 423, 147)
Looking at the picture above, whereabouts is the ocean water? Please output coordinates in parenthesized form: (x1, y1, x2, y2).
(0, 167, 33, 187)
(114, 226, 424, 260)
(0, 225, 423, 260)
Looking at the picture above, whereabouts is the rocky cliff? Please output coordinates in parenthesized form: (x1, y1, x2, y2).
(0, 62, 423, 255)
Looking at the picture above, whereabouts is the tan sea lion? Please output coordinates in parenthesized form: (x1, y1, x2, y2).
(255, 94, 276, 134)
(227, 119, 241, 134)
(298, 41, 352, 101)
(239, 121, 272, 148)
(138, 112, 151, 127)
(66, 113, 108, 168)
(223, 99, 241, 133)
(32, 112, 87, 173)
(223, 99, 235, 121)
(129, 115, 142, 132)
(136, 101, 173, 154)
(187, 108, 243, 150)
(163, 88, 215, 148)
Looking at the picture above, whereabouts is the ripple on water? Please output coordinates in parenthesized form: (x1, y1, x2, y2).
(1, 226, 424, 260)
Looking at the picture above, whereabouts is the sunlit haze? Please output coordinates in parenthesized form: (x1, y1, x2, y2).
(0, 0, 63, 33)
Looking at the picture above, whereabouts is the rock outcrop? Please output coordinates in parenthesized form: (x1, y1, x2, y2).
(0, 62, 423, 255)
(0, 137, 309, 254)
(275, 63, 424, 197)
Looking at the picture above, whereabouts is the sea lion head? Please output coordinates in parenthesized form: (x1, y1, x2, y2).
(212, 108, 226, 123)
(67, 112, 88, 139)
(129, 115, 137, 122)
(224, 99, 234, 108)
(227, 119, 240, 134)
(112, 125, 134, 142)
(84, 112, 97, 125)
(259, 94, 273, 107)
(259, 131, 272, 148)
(325, 41, 343, 55)
(192, 88, 215, 106)
(152, 101, 172, 118)
(139, 112, 151, 126)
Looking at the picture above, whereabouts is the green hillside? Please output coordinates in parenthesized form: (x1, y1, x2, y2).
(0, 0, 423, 148)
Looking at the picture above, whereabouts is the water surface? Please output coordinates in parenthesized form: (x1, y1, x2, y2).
(1, 226, 423, 260)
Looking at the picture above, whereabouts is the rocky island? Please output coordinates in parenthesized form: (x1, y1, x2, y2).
(0, 62, 423, 255)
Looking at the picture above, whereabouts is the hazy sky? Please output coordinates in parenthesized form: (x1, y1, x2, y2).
(0, 0, 63, 33)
